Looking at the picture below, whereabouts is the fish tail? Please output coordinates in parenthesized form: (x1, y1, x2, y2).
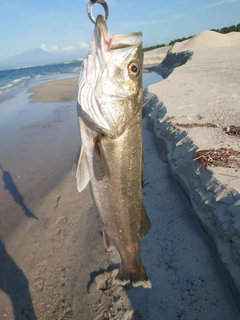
(115, 264, 152, 289)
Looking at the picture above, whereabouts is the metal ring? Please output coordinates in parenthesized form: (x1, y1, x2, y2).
(87, 0, 109, 24)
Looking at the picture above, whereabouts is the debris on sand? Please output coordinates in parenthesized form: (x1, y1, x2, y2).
(193, 148, 240, 168)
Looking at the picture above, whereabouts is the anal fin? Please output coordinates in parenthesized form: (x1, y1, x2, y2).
(103, 230, 116, 251)
(139, 203, 151, 239)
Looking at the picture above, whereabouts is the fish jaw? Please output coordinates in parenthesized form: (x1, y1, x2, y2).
(77, 15, 143, 138)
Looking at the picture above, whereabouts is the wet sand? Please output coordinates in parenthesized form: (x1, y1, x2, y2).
(0, 89, 79, 240)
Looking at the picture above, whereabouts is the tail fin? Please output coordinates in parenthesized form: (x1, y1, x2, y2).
(114, 264, 151, 289)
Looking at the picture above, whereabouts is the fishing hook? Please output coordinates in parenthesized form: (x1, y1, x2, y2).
(87, 0, 109, 24)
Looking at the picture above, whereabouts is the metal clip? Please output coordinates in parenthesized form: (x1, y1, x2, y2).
(87, 0, 109, 24)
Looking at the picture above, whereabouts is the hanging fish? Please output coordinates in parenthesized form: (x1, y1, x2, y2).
(74, 0, 151, 288)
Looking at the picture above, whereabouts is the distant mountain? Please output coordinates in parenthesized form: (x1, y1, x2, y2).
(0, 48, 52, 70)
(0, 48, 84, 70)
(12, 48, 52, 60)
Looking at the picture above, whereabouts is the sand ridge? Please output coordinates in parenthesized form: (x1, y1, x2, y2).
(145, 31, 240, 306)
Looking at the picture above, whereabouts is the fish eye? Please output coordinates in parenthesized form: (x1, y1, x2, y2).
(128, 62, 140, 77)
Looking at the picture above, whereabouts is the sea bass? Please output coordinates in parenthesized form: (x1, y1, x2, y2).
(74, 14, 151, 288)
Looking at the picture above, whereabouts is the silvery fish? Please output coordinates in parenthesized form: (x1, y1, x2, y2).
(74, 14, 151, 288)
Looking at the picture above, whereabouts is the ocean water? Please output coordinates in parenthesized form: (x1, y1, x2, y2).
(143, 71, 162, 90)
(0, 61, 82, 99)
(0, 60, 162, 102)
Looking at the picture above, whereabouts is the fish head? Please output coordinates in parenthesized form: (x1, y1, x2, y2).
(78, 15, 143, 138)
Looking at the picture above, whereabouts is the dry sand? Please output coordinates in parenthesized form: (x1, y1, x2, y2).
(1, 30, 240, 319)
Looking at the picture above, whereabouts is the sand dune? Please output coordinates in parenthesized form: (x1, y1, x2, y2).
(172, 30, 240, 52)
(144, 30, 240, 65)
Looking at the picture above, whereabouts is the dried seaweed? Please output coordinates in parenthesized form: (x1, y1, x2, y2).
(193, 148, 240, 168)
(175, 122, 221, 128)
(223, 125, 240, 137)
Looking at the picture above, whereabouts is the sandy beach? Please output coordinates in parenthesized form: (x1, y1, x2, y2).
(1, 30, 240, 319)
(28, 78, 78, 103)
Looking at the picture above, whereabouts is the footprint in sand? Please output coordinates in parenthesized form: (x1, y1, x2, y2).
(55, 216, 67, 234)
(54, 195, 61, 208)
(34, 279, 45, 292)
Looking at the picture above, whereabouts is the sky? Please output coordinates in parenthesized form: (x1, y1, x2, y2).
(0, 0, 240, 60)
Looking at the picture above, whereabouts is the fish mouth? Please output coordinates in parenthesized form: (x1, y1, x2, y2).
(96, 15, 112, 48)
(96, 15, 142, 50)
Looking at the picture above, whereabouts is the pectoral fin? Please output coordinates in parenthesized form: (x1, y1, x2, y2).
(72, 146, 91, 192)
(93, 135, 111, 180)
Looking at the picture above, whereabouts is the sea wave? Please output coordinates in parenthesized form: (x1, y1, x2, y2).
(0, 83, 13, 94)
(14, 65, 32, 70)
(12, 76, 31, 83)
(0, 60, 82, 96)
(0, 76, 32, 94)
(1, 83, 13, 89)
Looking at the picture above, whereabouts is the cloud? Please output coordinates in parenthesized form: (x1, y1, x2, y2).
(40, 43, 59, 52)
(78, 41, 89, 49)
(40, 43, 77, 52)
(62, 45, 75, 51)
